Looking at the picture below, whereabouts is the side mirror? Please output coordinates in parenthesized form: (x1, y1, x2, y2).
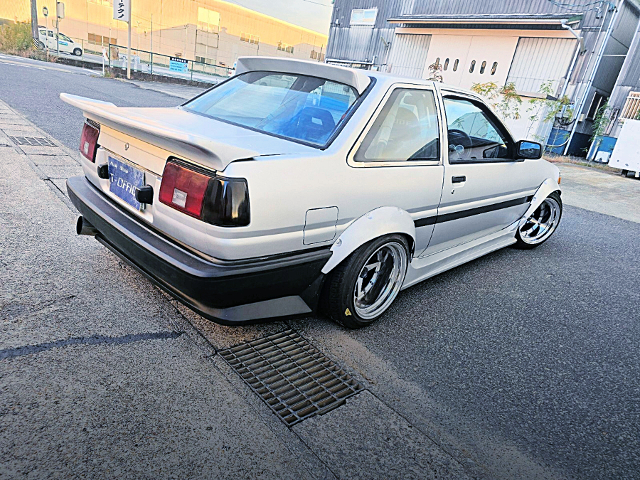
(516, 140, 542, 160)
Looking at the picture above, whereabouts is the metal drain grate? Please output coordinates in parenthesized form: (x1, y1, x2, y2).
(9, 136, 56, 147)
(220, 329, 363, 426)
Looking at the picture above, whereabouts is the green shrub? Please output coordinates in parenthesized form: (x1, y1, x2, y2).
(0, 21, 33, 52)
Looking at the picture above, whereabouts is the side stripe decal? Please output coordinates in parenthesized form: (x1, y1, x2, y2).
(414, 196, 533, 228)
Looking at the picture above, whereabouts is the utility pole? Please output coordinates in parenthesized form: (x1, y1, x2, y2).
(150, 14, 153, 75)
(42, 6, 49, 61)
(56, 2, 64, 56)
(127, 17, 131, 78)
(30, 0, 38, 40)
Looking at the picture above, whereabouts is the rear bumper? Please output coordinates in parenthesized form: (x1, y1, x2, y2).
(66, 176, 331, 325)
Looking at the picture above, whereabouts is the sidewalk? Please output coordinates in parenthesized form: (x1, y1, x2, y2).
(556, 163, 640, 224)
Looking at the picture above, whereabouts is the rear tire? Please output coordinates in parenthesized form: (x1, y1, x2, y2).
(321, 235, 409, 329)
(514, 192, 562, 249)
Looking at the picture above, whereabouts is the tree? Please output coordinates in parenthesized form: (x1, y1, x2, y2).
(525, 81, 573, 142)
(470, 81, 522, 120)
(590, 101, 610, 143)
(427, 59, 443, 83)
(0, 22, 33, 52)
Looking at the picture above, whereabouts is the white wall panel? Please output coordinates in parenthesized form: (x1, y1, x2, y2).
(424, 34, 518, 89)
(507, 37, 577, 96)
(386, 34, 431, 78)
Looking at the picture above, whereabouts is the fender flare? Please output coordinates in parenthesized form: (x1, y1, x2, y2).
(519, 178, 561, 226)
(321, 206, 416, 274)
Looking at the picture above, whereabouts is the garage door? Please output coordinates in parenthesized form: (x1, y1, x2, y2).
(423, 34, 519, 89)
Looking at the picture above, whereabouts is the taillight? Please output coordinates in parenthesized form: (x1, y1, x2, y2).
(159, 159, 250, 227)
(80, 121, 99, 162)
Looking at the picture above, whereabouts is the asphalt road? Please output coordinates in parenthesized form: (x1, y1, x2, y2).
(0, 53, 185, 151)
(1, 55, 639, 479)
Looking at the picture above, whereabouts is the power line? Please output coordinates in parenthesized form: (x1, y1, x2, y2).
(300, 0, 333, 6)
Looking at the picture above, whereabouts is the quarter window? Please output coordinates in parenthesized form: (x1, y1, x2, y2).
(355, 89, 440, 163)
(444, 97, 511, 163)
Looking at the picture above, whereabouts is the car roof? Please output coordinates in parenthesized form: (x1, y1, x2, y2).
(235, 57, 479, 99)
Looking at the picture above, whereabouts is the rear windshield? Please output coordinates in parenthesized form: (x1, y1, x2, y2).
(184, 71, 359, 147)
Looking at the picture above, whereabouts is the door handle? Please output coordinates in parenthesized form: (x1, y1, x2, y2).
(452, 175, 466, 184)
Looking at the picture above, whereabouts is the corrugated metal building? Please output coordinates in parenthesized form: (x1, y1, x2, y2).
(326, 0, 640, 156)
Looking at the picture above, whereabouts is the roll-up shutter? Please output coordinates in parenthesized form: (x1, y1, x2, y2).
(387, 34, 431, 79)
(507, 37, 577, 96)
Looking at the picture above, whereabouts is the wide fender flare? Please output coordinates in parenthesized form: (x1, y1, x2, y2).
(519, 178, 561, 226)
(321, 206, 416, 274)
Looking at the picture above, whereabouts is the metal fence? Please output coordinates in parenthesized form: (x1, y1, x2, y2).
(620, 92, 640, 120)
(107, 43, 230, 83)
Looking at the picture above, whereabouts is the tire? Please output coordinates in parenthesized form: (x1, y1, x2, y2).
(514, 192, 562, 249)
(73, 48, 82, 56)
(321, 234, 409, 329)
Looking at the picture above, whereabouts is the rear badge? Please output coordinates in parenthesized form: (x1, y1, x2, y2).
(172, 188, 187, 208)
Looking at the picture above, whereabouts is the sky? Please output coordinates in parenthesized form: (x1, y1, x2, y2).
(224, 0, 334, 35)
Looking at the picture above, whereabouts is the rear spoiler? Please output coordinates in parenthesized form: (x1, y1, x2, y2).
(60, 93, 262, 171)
(236, 56, 371, 95)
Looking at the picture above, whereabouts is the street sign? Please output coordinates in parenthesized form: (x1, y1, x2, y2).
(113, 0, 131, 23)
(350, 8, 377, 26)
(112, 0, 132, 79)
(56, 2, 65, 19)
(169, 57, 188, 73)
(42, 6, 48, 17)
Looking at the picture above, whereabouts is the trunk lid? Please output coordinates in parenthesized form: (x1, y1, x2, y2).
(61, 93, 315, 172)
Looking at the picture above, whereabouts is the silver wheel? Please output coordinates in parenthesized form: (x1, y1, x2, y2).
(353, 241, 408, 320)
(518, 196, 561, 245)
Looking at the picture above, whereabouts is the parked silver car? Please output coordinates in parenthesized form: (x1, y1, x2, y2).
(63, 57, 562, 328)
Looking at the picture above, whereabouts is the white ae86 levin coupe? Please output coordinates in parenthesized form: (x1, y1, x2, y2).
(63, 57, 562, 328)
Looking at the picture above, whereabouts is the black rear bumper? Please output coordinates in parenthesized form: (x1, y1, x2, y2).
(66, 176, 331, 325)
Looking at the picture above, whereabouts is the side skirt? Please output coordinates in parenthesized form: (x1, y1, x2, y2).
(402, 225, 517, 290)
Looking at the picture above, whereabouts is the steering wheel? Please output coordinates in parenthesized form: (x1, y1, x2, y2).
(447, 129, 473, 150)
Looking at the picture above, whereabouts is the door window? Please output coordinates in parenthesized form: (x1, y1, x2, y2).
(355, 88, 439, 163)
(443, 97, 512, 163)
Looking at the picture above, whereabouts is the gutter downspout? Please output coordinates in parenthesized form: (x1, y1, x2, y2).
(563, 0, 624, 155)
(559, 21, 583, 100)
(544, 21, 583, 150)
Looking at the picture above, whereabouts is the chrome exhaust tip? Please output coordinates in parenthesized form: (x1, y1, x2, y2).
(76, 216, 98, 236)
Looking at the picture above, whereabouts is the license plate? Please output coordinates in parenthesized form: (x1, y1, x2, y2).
(108, 156, 145, 210)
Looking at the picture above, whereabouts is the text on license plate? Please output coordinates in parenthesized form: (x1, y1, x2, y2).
(108, 156, 145, 210)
